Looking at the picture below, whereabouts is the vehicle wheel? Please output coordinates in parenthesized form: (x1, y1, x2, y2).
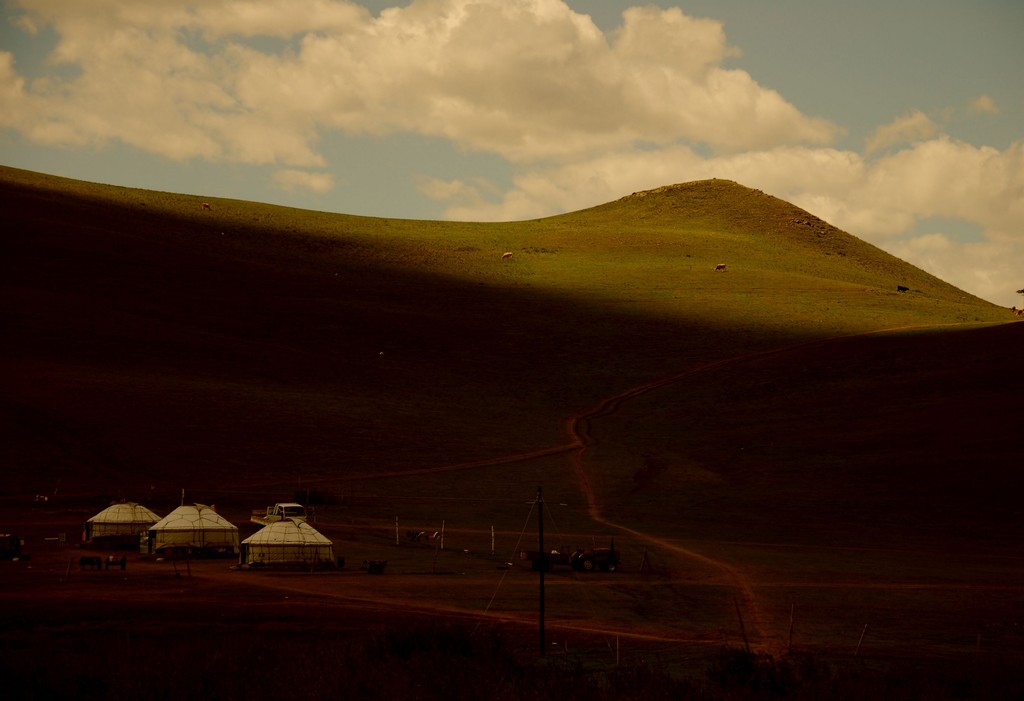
(581, 557, 595, 571)
(607, 561, 618, 572)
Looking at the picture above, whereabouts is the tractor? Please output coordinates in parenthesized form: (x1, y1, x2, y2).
(569, 545, 620, 572)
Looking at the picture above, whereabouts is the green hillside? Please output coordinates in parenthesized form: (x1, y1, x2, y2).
(0, 165, 1007, 499)
(2, 166, 1022, 669)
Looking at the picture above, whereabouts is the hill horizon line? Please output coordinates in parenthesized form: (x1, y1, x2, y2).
(0, 164, 999, 308)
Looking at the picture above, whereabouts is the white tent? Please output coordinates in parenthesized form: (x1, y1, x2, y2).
(84, 502, 161, 545)
(145, 503, 239, 556)
(240, 518, 334, 567)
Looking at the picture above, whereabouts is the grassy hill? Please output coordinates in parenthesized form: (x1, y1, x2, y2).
(1, 166, 1007, 493)
(2, 165, 1021, 670)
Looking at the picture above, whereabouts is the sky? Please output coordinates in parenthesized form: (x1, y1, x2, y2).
(1, 0, 1022, 307)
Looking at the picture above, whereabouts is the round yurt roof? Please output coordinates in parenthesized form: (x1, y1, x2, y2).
(87, 502, 161, 525)
(242, 518, 331, 546)
(150, 504, 237, 531)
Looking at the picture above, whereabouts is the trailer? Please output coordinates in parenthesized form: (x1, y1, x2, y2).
(519, 542, 620, 573)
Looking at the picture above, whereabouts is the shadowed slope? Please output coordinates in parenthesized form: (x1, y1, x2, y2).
(0, 167, 1008, 505)
(582, 322, 1024, 545)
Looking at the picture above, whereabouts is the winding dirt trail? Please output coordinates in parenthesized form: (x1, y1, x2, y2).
(235, 322, 981, 494)
(224, 322, 1003, 649)
(559, 322, 1001, 650)
(562, 344, 827, 648)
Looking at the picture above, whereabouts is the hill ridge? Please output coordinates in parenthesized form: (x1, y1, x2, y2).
(1, 164, 1002, 314)
(0, 164, 997, 311)
(549, 176, 995, 309)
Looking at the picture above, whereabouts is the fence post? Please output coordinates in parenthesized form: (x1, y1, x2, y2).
(734, 597, 751, 654)
(787, 603, 795, 654)
(855, 624, 868, 657)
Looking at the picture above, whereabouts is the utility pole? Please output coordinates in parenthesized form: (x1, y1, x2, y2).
(538, 485, 545, 656)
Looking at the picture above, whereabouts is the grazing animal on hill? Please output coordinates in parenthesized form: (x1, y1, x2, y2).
(501, 252, 513, 260)
(200, 202, 211, 210)
(714, 263, 728, 272)
(897, 285, 909, 293)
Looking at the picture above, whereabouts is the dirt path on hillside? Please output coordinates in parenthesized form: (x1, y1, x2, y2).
(563, 347, 819, 650)
(221, 322, 1003, 650)
(238, 443, 583, 489)
(560, 322, 1005, 652)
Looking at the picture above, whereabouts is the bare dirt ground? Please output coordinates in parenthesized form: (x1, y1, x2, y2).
(0, 508, 723, 673)
(5, 495, 1021, 674)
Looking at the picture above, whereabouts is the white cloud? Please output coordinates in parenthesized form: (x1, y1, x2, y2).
(11, 0, 369, 42)
(888, 234, 1021, 309)
(190, 0, 370, 40)
(865, 111, 940, 154)
(844, 138, 1024, 238)
(5, 0, 840, 166)
(0, 52, 26, 113)
(416, 175, 503, 212)
(968, 94, 999, 115)
(272, 169, 334, 194)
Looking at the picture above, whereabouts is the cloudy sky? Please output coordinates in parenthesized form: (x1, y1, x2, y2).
(2, 0, 1022, 306)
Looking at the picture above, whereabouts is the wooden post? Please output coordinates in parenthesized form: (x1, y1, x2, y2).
(734, 597, 751, 654)
(395, 516, 399, 546)
(491, 525, 495, 556)
(538, 486, 545, 657)
(440, 520, 445, 550)
(787, 603, 795, 654)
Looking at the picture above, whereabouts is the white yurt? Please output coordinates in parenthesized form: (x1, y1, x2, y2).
(145, 503, 239, 556)
(240, 518, 334, 567)
(84, 502, 161, 548)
